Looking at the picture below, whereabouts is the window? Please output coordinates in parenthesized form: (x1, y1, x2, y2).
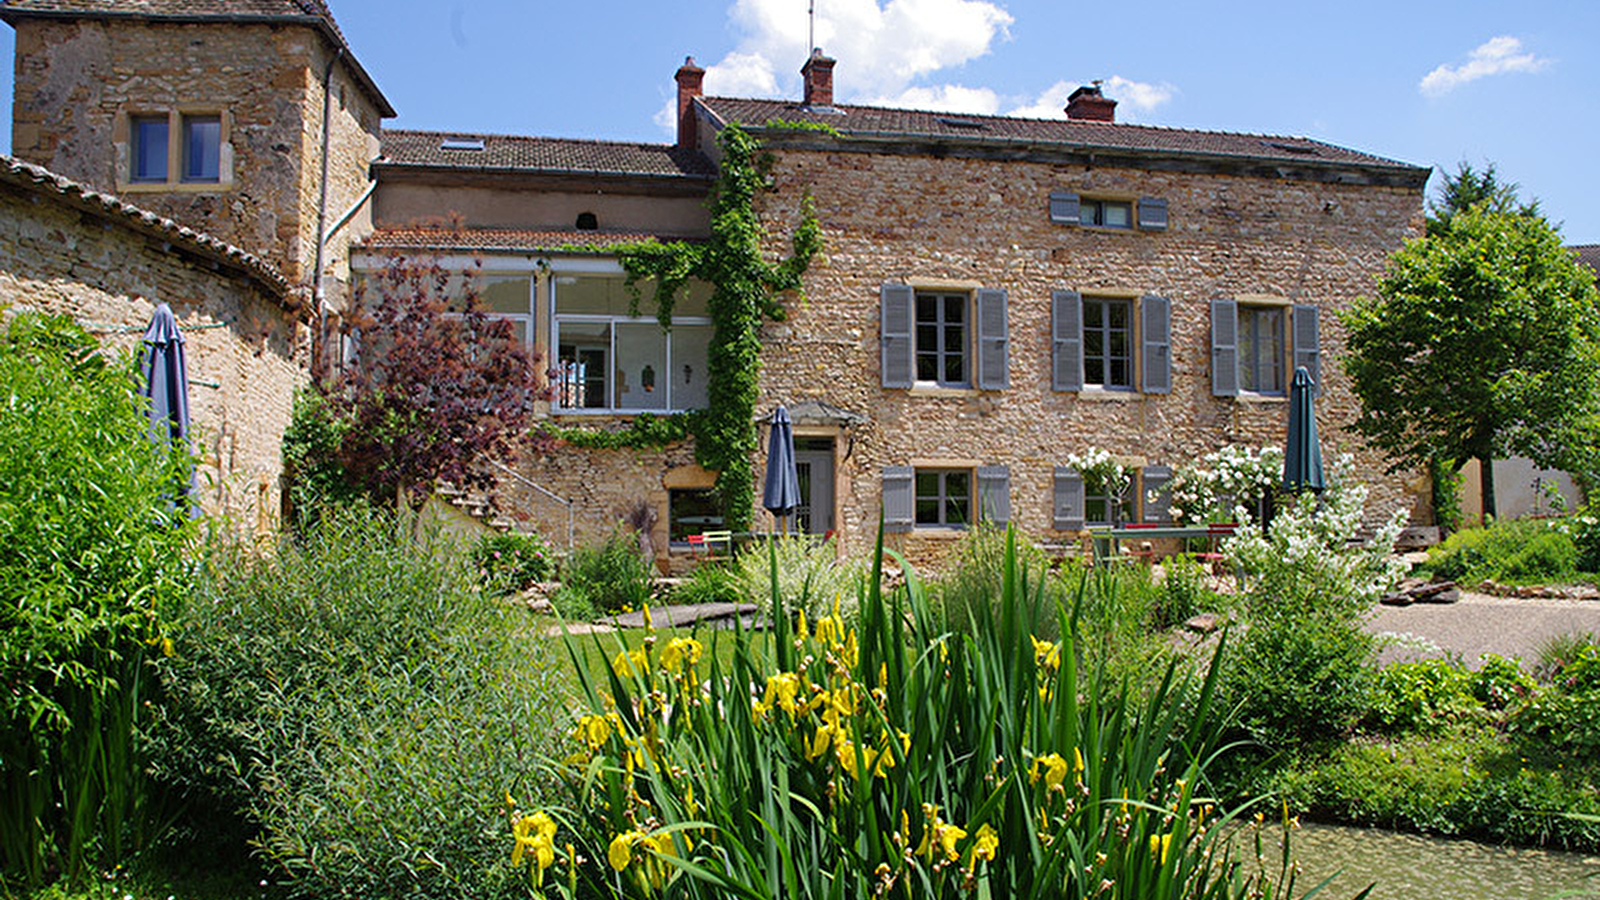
(1239, 305, 1286, 395)
(1210, 299, 1319, 398)
(881, 285, 1008, 390)
(130, 116, 168, 183)
(915, 291, 968, 386)
(1084, 482, 1135, 527)
(1082, 296, 1134, 390)
(1052, 292, 1170, 394)
(181, 115, 222, 182)
(915, 469, 971, 528)
(1079, 198, 1132, 229)
(553, 274, 712, 413)
(669, 489, 723, 544)
(1054, 465, 1151, 530)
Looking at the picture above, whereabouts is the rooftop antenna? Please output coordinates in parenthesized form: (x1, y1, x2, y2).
(808, 0, 815, 54)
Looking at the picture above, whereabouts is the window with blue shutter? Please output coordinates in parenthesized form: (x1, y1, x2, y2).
(1293, 304, 1320, 396)
(977, 465, 1010, 524)
(1051, 290, 1083, 392)
(1049, 191, 1080, 225)
(880, 284, 914, 389)
(975, 288, 1009, 390)
(1138, 197, 1169, 231)
(883, 466, 914, 531)
(1141, 465, 1173, 523)
(1140, 294, 1171, 394)
(1210, 298, 1239, 397)
(1053, 466, 1085, 531)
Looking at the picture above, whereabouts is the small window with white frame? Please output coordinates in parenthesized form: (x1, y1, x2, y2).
(552, 273, 713, 413)
(914, 468, 971, 529)
(1079, 198, 1133, 229)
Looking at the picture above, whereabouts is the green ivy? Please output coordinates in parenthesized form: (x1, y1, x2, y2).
(762, 118, 843, 137)
(550, 124, 820, 531)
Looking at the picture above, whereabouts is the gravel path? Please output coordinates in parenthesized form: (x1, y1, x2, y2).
(1368, 591, 1600, 667)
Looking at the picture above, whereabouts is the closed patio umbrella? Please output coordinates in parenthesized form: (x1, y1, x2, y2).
(1282, 366, 1325, 494)
(762, 405, 801, 533)
(141, 301, 196, 515)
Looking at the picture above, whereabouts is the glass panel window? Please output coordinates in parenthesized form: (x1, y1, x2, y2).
(914, 469, 971, 529)
(1080, 199, 1133, 229)
(670, 489, 723, 544)
(1082, 296, 1133, 389)
(181, 115, 221, 182)
(552, 274, 712, 412)
(914, 291, 968, 387)
(131, 116, 168, 183)
(1240, 306, 1286, 395)
(1085, 485, 1135, 527)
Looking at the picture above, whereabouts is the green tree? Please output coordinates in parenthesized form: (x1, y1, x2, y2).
(1426, 161, 1541, 237)
(1343, 206, 1600, 519)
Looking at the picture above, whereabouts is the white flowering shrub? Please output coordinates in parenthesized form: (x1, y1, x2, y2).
(1065, 447, 1128, 500)
(1223, 453, 1406, 617)
(1164, 444, 1284, 526)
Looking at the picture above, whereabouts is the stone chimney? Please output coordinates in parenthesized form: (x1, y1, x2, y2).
(801, 49, 836, 108)
(675, 56, 706, 149)
(1065, 84, 1117, 123)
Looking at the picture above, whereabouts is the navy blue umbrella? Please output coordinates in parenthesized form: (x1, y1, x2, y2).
(141, 302, 196, 515)
(1282, 366, 1325, 494)
(762, 405, 801, 532)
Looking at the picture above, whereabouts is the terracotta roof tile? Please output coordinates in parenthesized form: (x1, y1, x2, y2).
(0, 154, 293, 306)
(700, 96, 1426, 175)
(358, 227, 693, 254)
(1572, 244, 1600, 278)
(378, 130, 715, 179)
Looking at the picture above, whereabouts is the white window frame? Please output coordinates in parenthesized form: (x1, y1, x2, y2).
(913, 289, 972, 388)
(1238, 303, 1288, 397)
(1081, 295, 1136, 391)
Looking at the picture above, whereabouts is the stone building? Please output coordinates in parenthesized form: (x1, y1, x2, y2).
(4, 0, 1433, 563)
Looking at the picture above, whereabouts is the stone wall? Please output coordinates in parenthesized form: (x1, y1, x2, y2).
(0, 179, 308, 534)
(743, 146, 1429, 566)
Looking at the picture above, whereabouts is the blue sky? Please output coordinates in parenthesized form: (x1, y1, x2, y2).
(2, 0, 1597, 242)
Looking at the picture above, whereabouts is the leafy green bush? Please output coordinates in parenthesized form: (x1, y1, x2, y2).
(1534, 630, 1597, 682)
(471, 530, 555, 595)
(280, 387, 362, 529)
(736, 534, 863, 624)
(1226, 614, 1377, 747)
(558, 526, 654, 613)
(151, 506, 566, 899)
(527, 529, 1332, 899)
(1513, 642, 1600, 754)
(1427, 517, 1582, 584)
(1469, 654, 1537, 710)
(1154, 554, 1218, 631)
(1571, 509, 1600, 572)
(1365, 658, 1475, 734)
(670, 561, 750, 607)
(0, 314, 197, 889)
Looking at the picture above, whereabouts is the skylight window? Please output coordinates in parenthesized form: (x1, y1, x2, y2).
(440, 138, 485, 152)
(937, 117, 987, 130)
(1264, 141, 1319, 156)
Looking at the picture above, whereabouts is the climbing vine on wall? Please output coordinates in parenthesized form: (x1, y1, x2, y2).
(550, 123, 821, 531)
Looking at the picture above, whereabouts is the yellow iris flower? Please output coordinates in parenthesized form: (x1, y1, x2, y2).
(973, 823, 999, 862)
(1030, 753, 1069, 790)
(661, 636, 703, 673)
(512, 811, 557, 882)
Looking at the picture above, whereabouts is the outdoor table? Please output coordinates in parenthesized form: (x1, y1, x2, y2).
(1099, 524, 1237, 564)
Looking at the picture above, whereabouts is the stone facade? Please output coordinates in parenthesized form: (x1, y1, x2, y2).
(0, 160, 308, 533)
(7, 16, 383, 294)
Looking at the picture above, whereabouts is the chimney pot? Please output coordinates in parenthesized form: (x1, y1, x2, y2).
(801, 49, 836, 109)
(1065, 84, 1117, 123)
(674, 56, 706, 149)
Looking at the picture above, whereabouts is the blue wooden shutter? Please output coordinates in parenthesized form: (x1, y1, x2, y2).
(1293, 303, 1320, 396)
(1141, 465, 1173, 523)
(1138, 197, 1169, 231)
(978, 465, 1010, 524)
(975, 288, 1009, 390)
(883, 466, 914, 532)
(880, 284, 914, 389)
(1053, 466, 1084, 531)
(1052, 290, 1083, 391)
(1049, 191, 1080, 225)
(1140, 294, 1171, 394)
(1210, 298, 1239, 397)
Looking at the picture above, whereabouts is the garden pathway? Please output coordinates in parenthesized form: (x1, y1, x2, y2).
(1368, 591, 1600, 667)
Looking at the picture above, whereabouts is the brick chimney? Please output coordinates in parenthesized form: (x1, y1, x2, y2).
(675, 56, 706, 149)
(801, 48, 836, 108)
(1065, 84, 1117, 123)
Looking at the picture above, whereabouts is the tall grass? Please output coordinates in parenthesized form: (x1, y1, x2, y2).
(521, 527, 1365, 899)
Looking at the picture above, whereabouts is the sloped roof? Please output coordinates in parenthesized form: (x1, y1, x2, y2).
(0, 154, 293, 306)
(0, 0, 395, 117)
(358, 226, 692, 255)
(1572, 244, 1600, 278)
(700, 96, 1428, 181)
(377, 130, 715, 180)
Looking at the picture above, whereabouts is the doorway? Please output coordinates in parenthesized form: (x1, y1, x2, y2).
(792, 436, 835, 536)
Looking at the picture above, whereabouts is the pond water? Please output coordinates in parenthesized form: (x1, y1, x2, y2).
(1283, 822, 1600, 899)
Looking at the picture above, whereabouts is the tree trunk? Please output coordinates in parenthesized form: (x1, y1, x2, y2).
(1478, 454, 1497, 523)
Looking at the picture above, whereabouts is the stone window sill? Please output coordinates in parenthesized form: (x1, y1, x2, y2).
(1077, 387, 1144, 402)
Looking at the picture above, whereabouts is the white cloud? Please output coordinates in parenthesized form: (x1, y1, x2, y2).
(1419, 36, 1551, 97)
(868, 84, 1000, 114)
(1008, 76, 1175, 122)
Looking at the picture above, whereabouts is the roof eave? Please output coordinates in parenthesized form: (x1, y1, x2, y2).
(0, 7, 397, 118)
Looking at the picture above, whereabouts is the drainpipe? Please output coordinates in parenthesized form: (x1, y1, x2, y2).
(310, 47, 343, 381)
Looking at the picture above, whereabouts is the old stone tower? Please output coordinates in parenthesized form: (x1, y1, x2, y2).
(1, 0, 392, 314)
